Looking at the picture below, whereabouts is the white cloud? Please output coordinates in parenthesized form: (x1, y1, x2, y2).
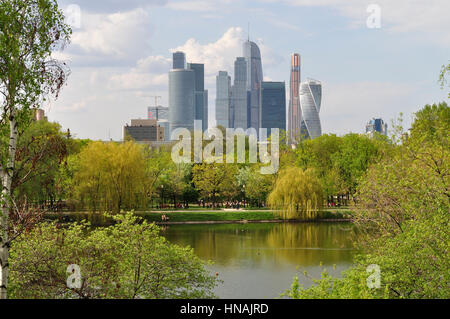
(166, 0, 218, 12)
(71, 8, 151, 57)
(267, 0, 450, 46)
(172, 27, 244, 79)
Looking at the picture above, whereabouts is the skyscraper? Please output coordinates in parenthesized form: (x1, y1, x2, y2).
(215, 71, 231, 128)
(169, 68, 195, 136)
(243, 40, 263, 129)
(366, 118, 388, 136)
(288, 53, 301, 143)
(231, 57, 248, 129)
(299, 79, 322, 139)
(187, 63, 208, 131)
(260, 82, 286, 137)
(172, 51, 186, 69)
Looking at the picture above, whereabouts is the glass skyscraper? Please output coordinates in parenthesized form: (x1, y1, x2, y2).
(366, 118, 388, 136)
(172, 51, 186, 69)
(299, 79, 322, 139)
(261, 82, 286, 137)
(169, 68, 195, 136)
(243, 40, 263, 129)
(187, 63, 208, 131)
(288, 53, 301, 143)
(231, 57, 248, 129)
(215, 71, 231, 128)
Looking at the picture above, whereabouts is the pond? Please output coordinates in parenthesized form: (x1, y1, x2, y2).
(161, 222, 359, 299)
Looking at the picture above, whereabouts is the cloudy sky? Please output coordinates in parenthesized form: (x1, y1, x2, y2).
(49, 0, 449, 140)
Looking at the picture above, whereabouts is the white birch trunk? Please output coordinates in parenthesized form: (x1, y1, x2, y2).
(0, 113, 18, 299)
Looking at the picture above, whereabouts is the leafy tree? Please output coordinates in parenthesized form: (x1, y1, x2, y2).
(268, 167, 323, 220)
(285, 103, 450, 299)
(192, 162, 237, 208)
(0, 0, 71, 299)
(9, 213, 219, 299)
(331, 133, 382, 197)
(439, 63, 450, 98)
(73, 141, 148, 212)
(12, 120, 70, 208)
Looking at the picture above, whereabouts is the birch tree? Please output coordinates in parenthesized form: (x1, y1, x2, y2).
(0, 0, 70, 299)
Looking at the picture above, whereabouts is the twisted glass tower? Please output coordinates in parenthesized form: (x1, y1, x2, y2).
(299, 79, 322, 139)
(288, 53, 301, 143)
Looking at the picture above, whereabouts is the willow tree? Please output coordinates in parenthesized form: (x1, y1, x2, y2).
(268, 167, 323, 220)
(0, 0, 71, 299)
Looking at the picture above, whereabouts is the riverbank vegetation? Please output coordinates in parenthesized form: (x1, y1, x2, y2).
(284, 102, 449, 299)
(10, 213, 219, 299)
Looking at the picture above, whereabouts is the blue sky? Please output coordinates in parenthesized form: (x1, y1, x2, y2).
(50, 0, 449, 140)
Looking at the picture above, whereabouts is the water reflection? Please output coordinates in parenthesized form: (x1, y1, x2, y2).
(162, 222, 359, 299)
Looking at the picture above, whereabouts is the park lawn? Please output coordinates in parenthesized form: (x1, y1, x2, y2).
(137, 209, 352, 223)
(137, 210, 280, 223)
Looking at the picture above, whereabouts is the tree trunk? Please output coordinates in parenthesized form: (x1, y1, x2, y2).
(1, 114, 18, 299)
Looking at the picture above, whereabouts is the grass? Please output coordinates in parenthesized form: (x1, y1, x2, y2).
(44, 208, 353, 225)
(137, 211, 280, 223)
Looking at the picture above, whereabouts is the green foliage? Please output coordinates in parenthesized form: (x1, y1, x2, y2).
(268, 167, 323, 220)
(285, 102, 450, 299)
(73, 141, 148, 212)
(9, 212, 219, 299)
(192, 162, 238, 206)
(12, 120, 71, 204)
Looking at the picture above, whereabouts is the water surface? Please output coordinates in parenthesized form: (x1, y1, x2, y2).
(161, 222, 358, 299)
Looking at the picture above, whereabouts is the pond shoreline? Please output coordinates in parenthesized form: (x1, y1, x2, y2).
(44, 209, 353, 225)
(155, 219, 352, 225)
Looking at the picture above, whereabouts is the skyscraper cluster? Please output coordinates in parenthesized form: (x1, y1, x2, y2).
(166, 40, 323, 142)
(168, 51, 208, 137)
(216, 40, 286, 136)
(214, 44, 323, 142)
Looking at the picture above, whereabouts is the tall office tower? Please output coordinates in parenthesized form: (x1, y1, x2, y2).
(173, 51, 186, 69)
(366, 118, 388, 136)
(231, 57, 248, 129)
(187, 63, 208, 131)
(260, 82, 286, 137)
(215, 71, 231, 128)
(169, 69, 195, 137)
(148, 106, 169, 121)
(299, 79, 322, 139)
(288, 53, 301, 143)
(243, 40, 263, 129)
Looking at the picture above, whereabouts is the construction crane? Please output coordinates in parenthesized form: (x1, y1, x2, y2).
(148, 95, 162, 107)
(140, 95, 163, 120)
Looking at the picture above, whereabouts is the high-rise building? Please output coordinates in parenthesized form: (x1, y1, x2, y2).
(243, 40, 263, 129)
(169, 69, 195, 137)
(148, 106, 169, 121)
(187, 63, 208, 131)
(288, 53, 301, 143)
(231, 57, 248, 129)
(366, 118, 388, 136)
(172, 51, 186, 69)
(299, 79, 322, 139)
(260, 82, 286, 137)
(123, 119, 165, 142)
(215, 71, 231, 128)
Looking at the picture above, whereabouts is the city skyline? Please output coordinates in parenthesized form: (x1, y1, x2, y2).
(48, 0, 449, 140)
